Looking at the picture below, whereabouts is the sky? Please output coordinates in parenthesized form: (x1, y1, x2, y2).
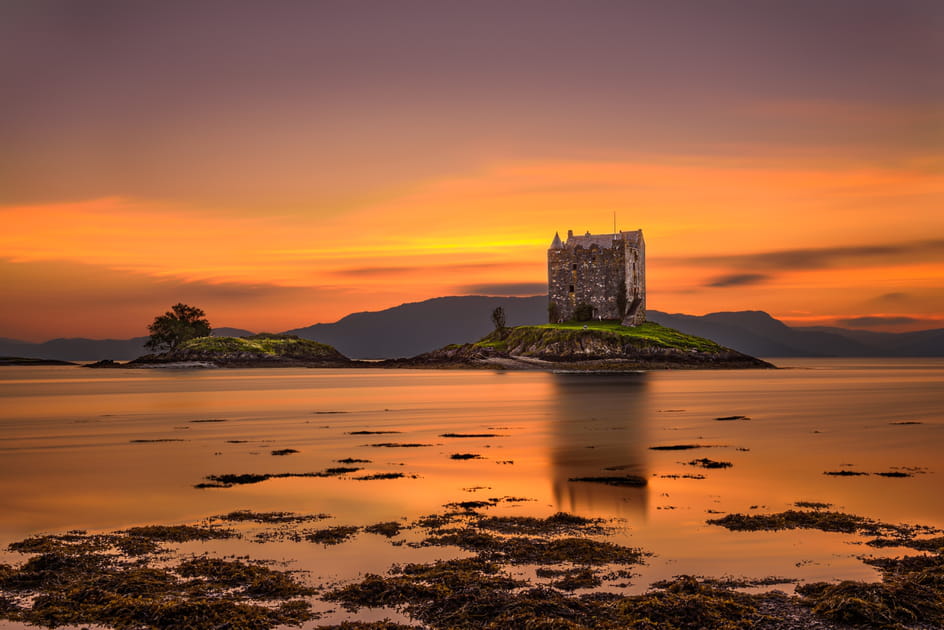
(1, 0, 942, 340)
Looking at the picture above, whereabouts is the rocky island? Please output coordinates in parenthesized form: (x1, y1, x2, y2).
(125, 334, 352, 368)
(388, 321, 774, 370)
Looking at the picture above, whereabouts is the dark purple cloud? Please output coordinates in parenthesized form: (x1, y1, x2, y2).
(705, 273, 772, 288)
(836, 316, 926, 328)
(458, 283, 546, 296)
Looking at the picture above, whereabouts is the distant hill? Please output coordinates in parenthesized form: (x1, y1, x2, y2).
(645, 310, 944, 357)
(285, 296, 547, 358)
(3, 298, 942, 361)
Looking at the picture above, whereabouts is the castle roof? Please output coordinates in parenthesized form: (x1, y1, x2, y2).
(563, 229, 643, 249)
(550, 232, 563, 249)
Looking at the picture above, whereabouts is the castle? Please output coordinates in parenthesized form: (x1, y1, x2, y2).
(547, 229, 646, 326)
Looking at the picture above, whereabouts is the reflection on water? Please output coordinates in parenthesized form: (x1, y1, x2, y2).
(548, 373, 649, 519)
(2, 360, 944, 591)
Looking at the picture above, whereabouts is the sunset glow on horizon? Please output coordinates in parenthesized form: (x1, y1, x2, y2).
(2, 1, 942, 340)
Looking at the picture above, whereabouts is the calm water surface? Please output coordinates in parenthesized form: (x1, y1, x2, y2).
(1, 359, 942, 616)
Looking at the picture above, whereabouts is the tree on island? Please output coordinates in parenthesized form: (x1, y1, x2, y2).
(145, 303, 212, 352)
(491, 306, 506, 336)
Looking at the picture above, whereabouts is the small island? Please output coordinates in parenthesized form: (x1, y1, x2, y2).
(126, 333, 352, 368)
(387, 320, 773, 370)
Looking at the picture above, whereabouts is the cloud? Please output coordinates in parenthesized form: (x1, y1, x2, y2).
(458, 282, 547, 296)
(664, 239, 944, 271)
(874, 292, 910, 302)
(704, 273, 771, 287)
(836, 316, 924, 328)
(332, 262, 508, 277)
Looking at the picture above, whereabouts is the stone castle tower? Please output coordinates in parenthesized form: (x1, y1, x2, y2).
(547, 229, 646, 326)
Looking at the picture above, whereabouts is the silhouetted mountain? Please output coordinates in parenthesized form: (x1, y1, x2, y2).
(285, 296, 547, 358)
(3, 300, 941, 361)
(0, 327, 254, 361)
(646, 310, 944, 357)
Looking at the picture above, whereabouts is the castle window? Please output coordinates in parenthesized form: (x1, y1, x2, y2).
(571, 263, 577, 270)
(591, 256, 596, 262)
(568, 285, 574, 293)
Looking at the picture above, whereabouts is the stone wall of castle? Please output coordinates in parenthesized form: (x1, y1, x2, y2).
(547, 230, 645, 325)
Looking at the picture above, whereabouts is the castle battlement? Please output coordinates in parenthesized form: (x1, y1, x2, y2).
(547, 229, 646, 325)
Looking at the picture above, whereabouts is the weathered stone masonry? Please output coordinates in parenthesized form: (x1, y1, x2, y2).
(547, 229, 646, 325)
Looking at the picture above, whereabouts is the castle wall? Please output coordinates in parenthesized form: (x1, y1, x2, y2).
(547, 230, 646, 325)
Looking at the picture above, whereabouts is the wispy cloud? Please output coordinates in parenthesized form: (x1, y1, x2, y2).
(704, 273, 772, 287)
(458, 282, 546, 296)
(836, 316, 926, 328)
(664, 240, 944, 271)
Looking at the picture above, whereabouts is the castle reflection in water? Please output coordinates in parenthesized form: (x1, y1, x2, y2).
(548, 372, 650, 520)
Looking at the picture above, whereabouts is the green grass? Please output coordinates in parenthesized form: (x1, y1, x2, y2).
(178, 334, 338, 357)
(477, 321, 727, 353)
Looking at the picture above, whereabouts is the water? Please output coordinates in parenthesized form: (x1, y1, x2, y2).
(1, 359, 942, 605)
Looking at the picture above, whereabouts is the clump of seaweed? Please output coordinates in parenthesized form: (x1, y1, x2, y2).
(353, 473, 410, 480)
(824, 470, 869, 476)
(0, 530, 314, 629)
(196, 467, 362, 488)
(439, 433, 501, 438)
(649, 444, 706, 451)
(338, 458, 372, 464)
(450, 453, 483, 460)
(348, 430, 402, 435)
(715, 415, 750, 421)
(367, 443, 432, 448)
(214, 510, 329, 524)
(686, 458, 732, 469)
(794, 501, 833, 510)
(271, 448, 300, 456)
(474, 513, 608, 536)
(364, 522, 403, 538)
(536, 567, 603, 591)
(568, 475, 648, 487)
(306, 526, 360, 545)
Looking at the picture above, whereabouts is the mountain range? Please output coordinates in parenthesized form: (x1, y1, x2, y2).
(2, 297, 941, 361)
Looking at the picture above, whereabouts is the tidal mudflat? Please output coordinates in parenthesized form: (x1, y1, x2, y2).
(1, 359, 942, 628)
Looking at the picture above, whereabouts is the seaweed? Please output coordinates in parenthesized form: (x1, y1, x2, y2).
(0, 531, 314, 629)
(348, 430, 402, 435)
(439, 433, 501, 438)
(794, 501, 832, 510)
(649, 444, 705, 450)
(568, 475, 648, 487)
(338, 458, 372, 463)
(196, 468, 362, 488)
(715, 415, 750, 421)
(367, 443, 432, 448)
(353, 473, 408, 480)
(450, 453, 483, 460)
(686, 458, 732, 469)
(364, 522, 403, 538)
(823, 470, 869, 476)
(189, 418, 227, 423)
(306, 526, 360, 545)
(177, 556, 314, 598)
(215, 510, 330, 523)
(130, 439, 185, 443)
(271, 448, 300, 455)
(875, 471, 913, 478)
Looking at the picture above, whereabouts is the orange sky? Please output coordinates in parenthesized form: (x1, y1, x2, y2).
(1, 2, 942, 340)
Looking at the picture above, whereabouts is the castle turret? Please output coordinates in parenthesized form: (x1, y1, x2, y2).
(550, 232, 563, 249)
